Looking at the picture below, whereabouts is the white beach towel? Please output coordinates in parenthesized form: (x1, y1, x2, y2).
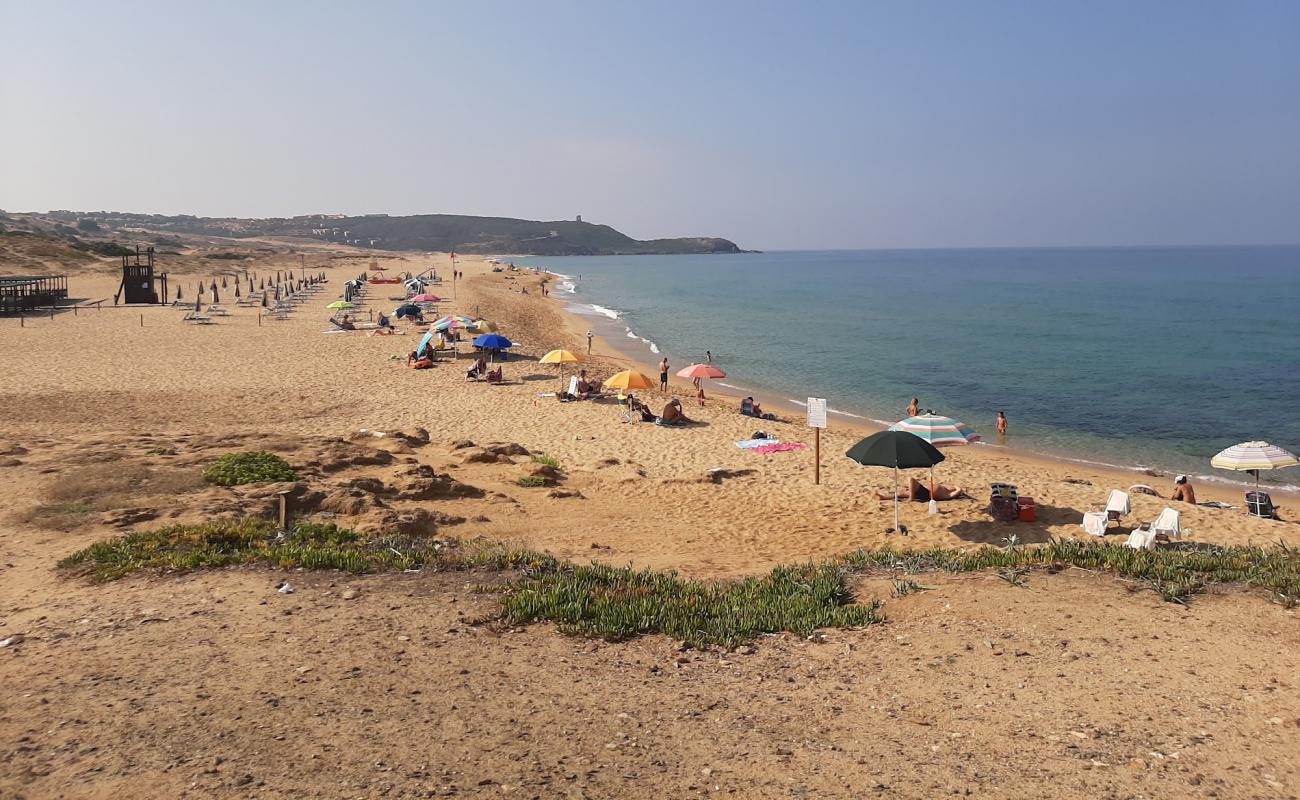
(1105, 489, 1131, 517)
(1151, 507, 1182, 539)
(736, 439, 780, 449)
(1125, 528, 1157, 550)
(1081, 511, 1109, 537)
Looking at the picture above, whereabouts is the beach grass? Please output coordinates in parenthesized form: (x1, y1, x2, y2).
(60, 523, 1300, 648)
(58, 518, 554, 582)
(840, 538, 1300, 608)
(500, 563, 883, 650)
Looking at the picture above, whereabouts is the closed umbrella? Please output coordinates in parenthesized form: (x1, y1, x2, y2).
(603, 370, 655, 392)
(846, 430, 945, 534)
(1211, 441, 1298, 488)
(409, 293, 441, 303)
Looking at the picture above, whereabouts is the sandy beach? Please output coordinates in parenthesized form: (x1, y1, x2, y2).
(1, 245, 1297, 798)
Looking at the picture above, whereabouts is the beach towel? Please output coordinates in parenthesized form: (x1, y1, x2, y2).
(1198, 501, 1236, 509)
(1081, 511, 1109, 537)
(751, 443, 807, 455)
(736, 439, 780, 449)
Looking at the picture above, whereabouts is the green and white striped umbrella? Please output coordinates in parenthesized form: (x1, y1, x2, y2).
(1211, 441, 1297, 486)
(890, 413, 981, 447)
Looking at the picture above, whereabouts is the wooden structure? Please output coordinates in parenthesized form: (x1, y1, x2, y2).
(0, 275, 69, 314)
(115, 246, 168, 305)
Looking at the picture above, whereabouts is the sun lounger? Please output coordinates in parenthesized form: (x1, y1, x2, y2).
(181, 312, 215, 325)
(1126, 507, 1184, 549)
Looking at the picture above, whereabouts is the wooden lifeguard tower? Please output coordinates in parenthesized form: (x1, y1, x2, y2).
(115, 246, 168, 305)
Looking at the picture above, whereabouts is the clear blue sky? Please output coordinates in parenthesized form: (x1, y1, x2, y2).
(2, 1, 1297, 249)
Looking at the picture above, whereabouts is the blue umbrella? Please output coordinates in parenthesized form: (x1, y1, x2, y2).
(416, 331, 434, 358)
(473, 334, 513, 349)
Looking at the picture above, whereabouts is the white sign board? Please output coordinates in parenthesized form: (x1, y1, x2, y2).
(806, 397, 828, 429)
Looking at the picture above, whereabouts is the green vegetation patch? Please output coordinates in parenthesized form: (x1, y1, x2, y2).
(501, 562, 883, 650)
(516, 476, 549, 488)
(529, 454, 562, 469)
(203, 451, 297, 486)
(842, 538, 1300, 608)
(58, 518, 554, 582)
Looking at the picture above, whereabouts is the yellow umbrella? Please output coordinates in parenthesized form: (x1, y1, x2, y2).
(470, 320, 498, 333)
(603, 370, 654, 392)
(539, 349, 579, 365)
(540, 348, 580, 389)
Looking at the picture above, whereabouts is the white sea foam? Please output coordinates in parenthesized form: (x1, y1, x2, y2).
(625, 328, 637, 339)
(786, 398, 869, 420)
(587, 304, 620, 319)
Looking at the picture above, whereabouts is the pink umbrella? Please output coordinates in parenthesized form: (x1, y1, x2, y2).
(676, 364, 726, 380)
(408, 293, 442, 303)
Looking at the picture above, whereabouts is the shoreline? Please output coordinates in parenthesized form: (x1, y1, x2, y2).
(531, 265, 1300, 505)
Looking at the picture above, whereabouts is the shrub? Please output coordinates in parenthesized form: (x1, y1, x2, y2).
(517, 476, 549, 488)
(530, 454, 562, 469)
(203, 452, 297, 486)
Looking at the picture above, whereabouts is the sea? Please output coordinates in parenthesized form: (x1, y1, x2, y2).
(514, 246, 1300, 492)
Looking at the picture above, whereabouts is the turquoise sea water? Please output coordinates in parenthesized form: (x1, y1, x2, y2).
(516, 247, 1300, 491)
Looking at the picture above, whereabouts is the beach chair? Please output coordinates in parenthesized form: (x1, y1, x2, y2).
(181, 311, 214, 325)
(1246, 491, 1281, 520)
(205, 304, 231, 316)
(1150, 507, 1182, 539)
(989, 483, 1019, 522)
(1124, 528, 1158, 550)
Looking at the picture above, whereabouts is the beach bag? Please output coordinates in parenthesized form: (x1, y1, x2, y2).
(752, 430, 769, 440)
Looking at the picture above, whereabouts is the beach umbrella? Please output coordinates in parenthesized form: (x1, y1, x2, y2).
(473, 334, 513, 349)
(261, 293, 268, 308)
(890, 413, 978, 514)
(540, 349, 579, 365)
(603, 370, 655, 392)
(1211, 441, 1299, 488)
(676, 363, 727, 384)
(222, 276, 228, 288)
(260, 278, 265, 290)
(327, 300, 355, 310)
(416, 330, 435, 359)
(176, 285, 183, 300)
(211, 283, 219, 303)
(846, 430, 945, 534)
(194, 296, 201, 313)
(541, 348, 580, 388)
(395, 304, 421, 318)
(469, 319, 498, 333)
(235, 283, 241, 298)
(409, 293, 441, 303)
(890, 413, 981, 447)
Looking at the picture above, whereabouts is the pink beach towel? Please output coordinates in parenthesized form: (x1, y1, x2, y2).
(751, 443, 807, 455)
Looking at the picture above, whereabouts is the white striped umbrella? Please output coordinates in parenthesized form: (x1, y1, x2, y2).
(1211, 441, 1298, 487)
(889, 413, 979, 514)
(890, 413, 981, 447)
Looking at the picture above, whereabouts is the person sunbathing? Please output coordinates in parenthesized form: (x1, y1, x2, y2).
(330, 315, 356, 331)
(875, 478, 970, 502)
(1170, 475, 1197, 504)
(485, 367, 503, 383)
(659, 398, 691, 425)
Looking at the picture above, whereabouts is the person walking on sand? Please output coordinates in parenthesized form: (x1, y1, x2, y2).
(586, 330, 593, 354)
(659, 358, 670, 392)
(996, 411, 1008, 436)
(907, 398, 919, 417)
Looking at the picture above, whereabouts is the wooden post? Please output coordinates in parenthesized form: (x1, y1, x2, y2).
(277, 490, 290, 529)
(814, 427, 821, 485)
(19, 315, 23, 328)
(139, 313, 144, 327)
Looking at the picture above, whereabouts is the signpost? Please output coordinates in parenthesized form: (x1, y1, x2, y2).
(807, 397, 827, 484)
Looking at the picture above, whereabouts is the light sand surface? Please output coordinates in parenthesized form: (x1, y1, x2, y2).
(1, 247, 1297, 799)
(2, 253, 1295, 576)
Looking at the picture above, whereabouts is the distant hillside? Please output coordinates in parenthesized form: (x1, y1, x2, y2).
(35, 211, 747, 256)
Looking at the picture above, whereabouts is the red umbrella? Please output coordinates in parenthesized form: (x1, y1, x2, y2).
(676, 364, 727, 380)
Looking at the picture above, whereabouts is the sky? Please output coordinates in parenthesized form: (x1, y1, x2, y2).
(1, 1, 1297, 250)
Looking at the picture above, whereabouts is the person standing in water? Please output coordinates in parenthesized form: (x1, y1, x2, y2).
(705, 350, 713, 363)
(996, 411, 1008, 437)
(907, 398, 920, 417)
(659, 357, 670, 392)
